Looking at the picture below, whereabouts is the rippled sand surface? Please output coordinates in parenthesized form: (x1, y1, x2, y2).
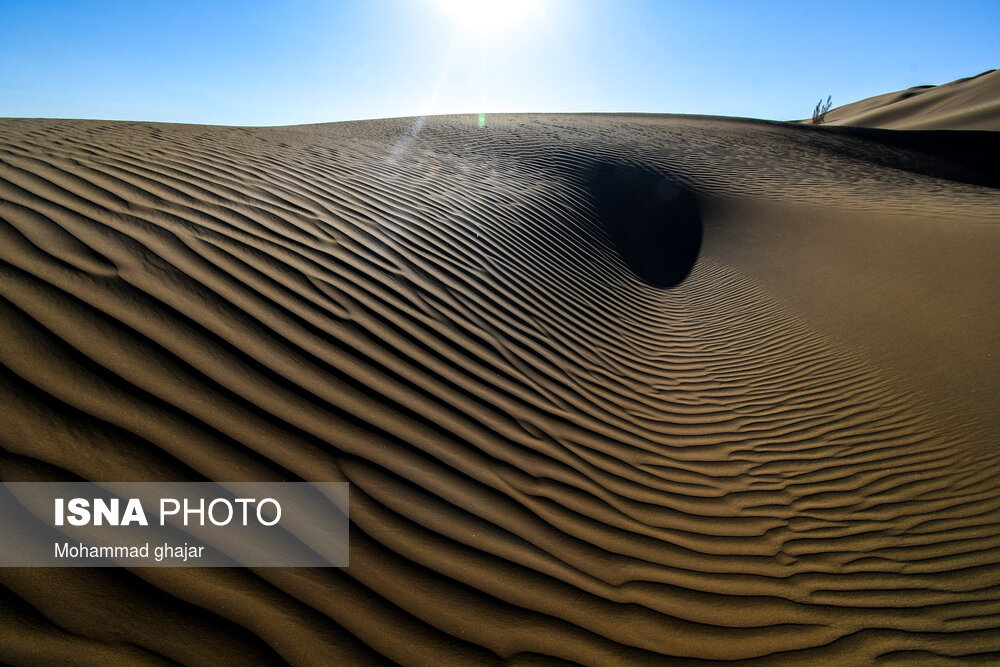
(1, 113, 999, 664)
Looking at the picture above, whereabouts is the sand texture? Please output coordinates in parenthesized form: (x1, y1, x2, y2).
(817, 69, 1000, 130)
(1, 112, 999, 665)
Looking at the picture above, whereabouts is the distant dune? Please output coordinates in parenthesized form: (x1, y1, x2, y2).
(2, 95, 999, 664)
(813, 69, 1000, 130)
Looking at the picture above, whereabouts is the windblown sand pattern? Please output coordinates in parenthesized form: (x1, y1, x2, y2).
(821, 68, 1000, 131)
(1, 113, 999, 664)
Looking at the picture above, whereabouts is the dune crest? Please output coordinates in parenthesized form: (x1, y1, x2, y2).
(815, 68, 1000, 130)
(1, 112, 999, 664)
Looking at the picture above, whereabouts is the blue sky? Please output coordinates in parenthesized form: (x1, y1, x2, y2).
(2, 1, 997, 126)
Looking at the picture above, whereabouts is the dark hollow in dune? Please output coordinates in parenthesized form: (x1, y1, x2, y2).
(590, 162, 702, 287)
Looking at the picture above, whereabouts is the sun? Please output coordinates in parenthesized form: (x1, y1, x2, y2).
(433, 0, 543, 39)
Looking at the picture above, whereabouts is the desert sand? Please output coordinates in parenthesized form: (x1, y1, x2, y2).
(1, 75, 999, 664)
(818, 68, 1000, 130)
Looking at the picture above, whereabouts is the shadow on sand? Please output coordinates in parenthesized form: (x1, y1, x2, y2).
(589, 162, 702, 288)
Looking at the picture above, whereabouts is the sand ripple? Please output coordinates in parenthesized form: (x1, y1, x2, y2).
(1, 115, 999, 664)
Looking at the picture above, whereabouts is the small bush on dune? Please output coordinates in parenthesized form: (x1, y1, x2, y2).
(812, 95, 832, 124)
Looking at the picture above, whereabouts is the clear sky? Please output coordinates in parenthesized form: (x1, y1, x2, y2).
(2, 0, 998, 126)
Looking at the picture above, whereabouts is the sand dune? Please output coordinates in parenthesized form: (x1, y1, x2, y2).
(1, 110, 999, 664)
(816, 69, 1000, 130)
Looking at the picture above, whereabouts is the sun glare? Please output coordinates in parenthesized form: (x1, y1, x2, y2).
(433, 0, 543, 38)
